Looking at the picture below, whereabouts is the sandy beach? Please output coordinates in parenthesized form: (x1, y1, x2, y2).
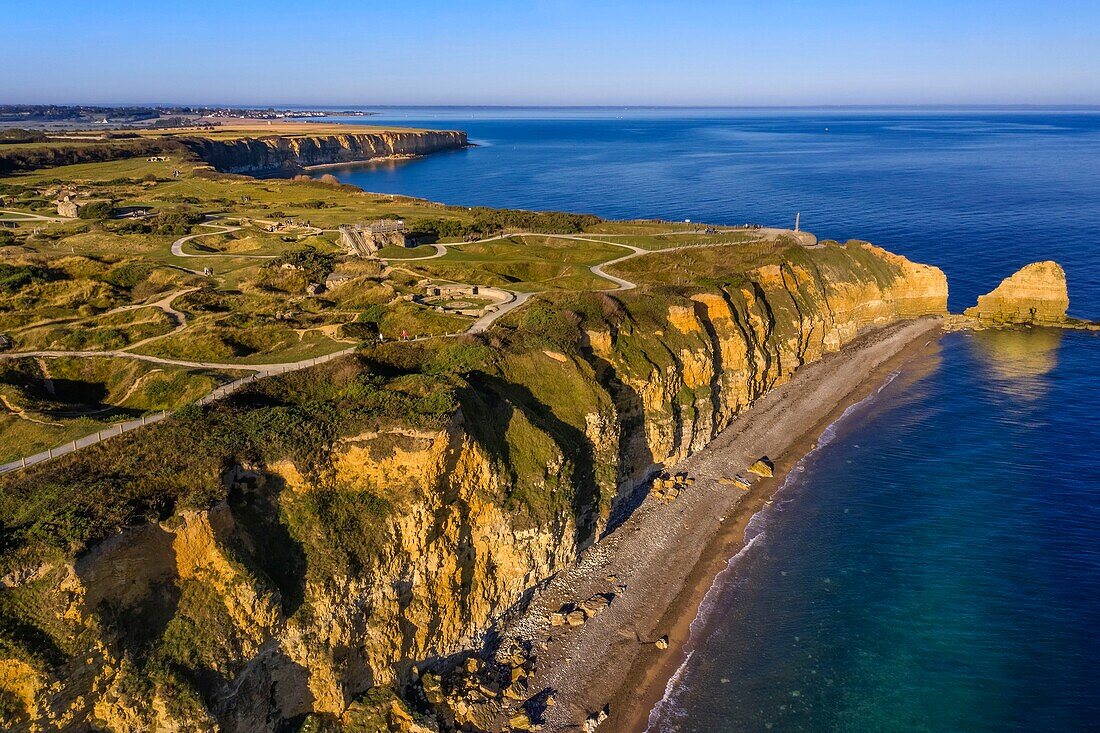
(490, 317, 943, 733)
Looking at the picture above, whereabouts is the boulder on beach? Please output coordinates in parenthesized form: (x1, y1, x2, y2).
(582, 705, 610, 732)
(719, 475, 752, 490)
(580, 592, 614, 617)
(652, 472, 694, 503)
(509, 710, 534, 730)
(748, 456, 774, 477)
(566, 609, 587, 626)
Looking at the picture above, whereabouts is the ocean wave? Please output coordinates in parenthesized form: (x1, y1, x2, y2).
(644, 650, 695, 730)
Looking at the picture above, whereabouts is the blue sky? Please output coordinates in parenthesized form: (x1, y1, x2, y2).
(3, 0, 1099, 106)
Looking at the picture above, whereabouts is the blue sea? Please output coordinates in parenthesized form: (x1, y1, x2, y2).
(317, 108, 1100, 732)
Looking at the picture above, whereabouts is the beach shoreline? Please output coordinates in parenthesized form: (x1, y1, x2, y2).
(615, 322, 942, 733)
(489, 317, 943, 733)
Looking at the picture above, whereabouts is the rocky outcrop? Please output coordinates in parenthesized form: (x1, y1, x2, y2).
(964, 261, 1069, 326)
(0, 243, 946, 732)
(183, 130, 468, 174)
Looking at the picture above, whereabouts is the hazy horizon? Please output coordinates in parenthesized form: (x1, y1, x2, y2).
(7, 103, 1100, 111)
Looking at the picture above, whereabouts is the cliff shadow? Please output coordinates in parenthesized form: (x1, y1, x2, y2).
(692, 298, 726, 439)
(577, 339, 657, 536)
(225, 469, 308, 617)
(460, 373, 600, 552)
(216, 647, 317, 733)
(74, 523, 182, 664)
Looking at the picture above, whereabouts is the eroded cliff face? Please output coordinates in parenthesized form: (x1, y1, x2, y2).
(0, 243, 946, 732)
(183, 130, 469, 174)
(963, 260, 1069, 325)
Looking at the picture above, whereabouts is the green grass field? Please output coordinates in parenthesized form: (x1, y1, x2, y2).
(397, 235, 628, 291)
(0, 356, 235, 462)
(0, 138, 806, 466)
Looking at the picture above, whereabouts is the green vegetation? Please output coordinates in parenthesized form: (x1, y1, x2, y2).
(0, 356, 234, 463)
(0, 353, 460, 561)
(607, 234, 805, 286)
(76, 200, 115, 220)
(411, 208, 600, 240)
(0, 263, 60, 293)
(115, 206, 204, 236)
(0, 138, 183, 176)
(268, 245, 337, 282)
(402, 235, 625, 291)
(0, 129, 48, 145)
(0, 569, 73, 670)
(0, 131, 811, 563)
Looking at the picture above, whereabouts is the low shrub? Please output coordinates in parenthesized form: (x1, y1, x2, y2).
(76, 201, 115, 220)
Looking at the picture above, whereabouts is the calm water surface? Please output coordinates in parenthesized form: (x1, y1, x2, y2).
(319, 107, 1100, 315)
(315, 109, 1100, 731)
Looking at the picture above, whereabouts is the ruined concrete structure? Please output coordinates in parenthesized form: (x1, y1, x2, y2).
(340, 220, 411, 256)
(55, 195, 81, 218)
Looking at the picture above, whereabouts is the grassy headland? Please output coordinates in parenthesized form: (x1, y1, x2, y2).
(0, 125, 949, 733)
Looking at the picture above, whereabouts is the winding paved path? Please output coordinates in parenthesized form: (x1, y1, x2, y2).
(1, 222, 795, 475)
(0, 349, 356, 475)
(171, 221, 268, 258)
(112, 287, 197, 327)
(468, 291, 534, 334)
(0, 347, 356, 377)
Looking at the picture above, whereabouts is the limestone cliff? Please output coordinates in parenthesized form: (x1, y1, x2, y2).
(183, 130, 469, 174)
(964, 261, 1069, 325)
(0, 242, 946, 732)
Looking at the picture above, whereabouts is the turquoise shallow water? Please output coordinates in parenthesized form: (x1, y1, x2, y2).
(313, 109, 1100, 731)
(646, 329, 1100, 732)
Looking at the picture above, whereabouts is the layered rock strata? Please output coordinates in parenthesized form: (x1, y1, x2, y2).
(0, 242, 947, 732)
(184, 130, 469, 174)
(964, 260, 1069, 325)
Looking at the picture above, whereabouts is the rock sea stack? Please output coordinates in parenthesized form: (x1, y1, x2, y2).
(964, 261, 1069, 326)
